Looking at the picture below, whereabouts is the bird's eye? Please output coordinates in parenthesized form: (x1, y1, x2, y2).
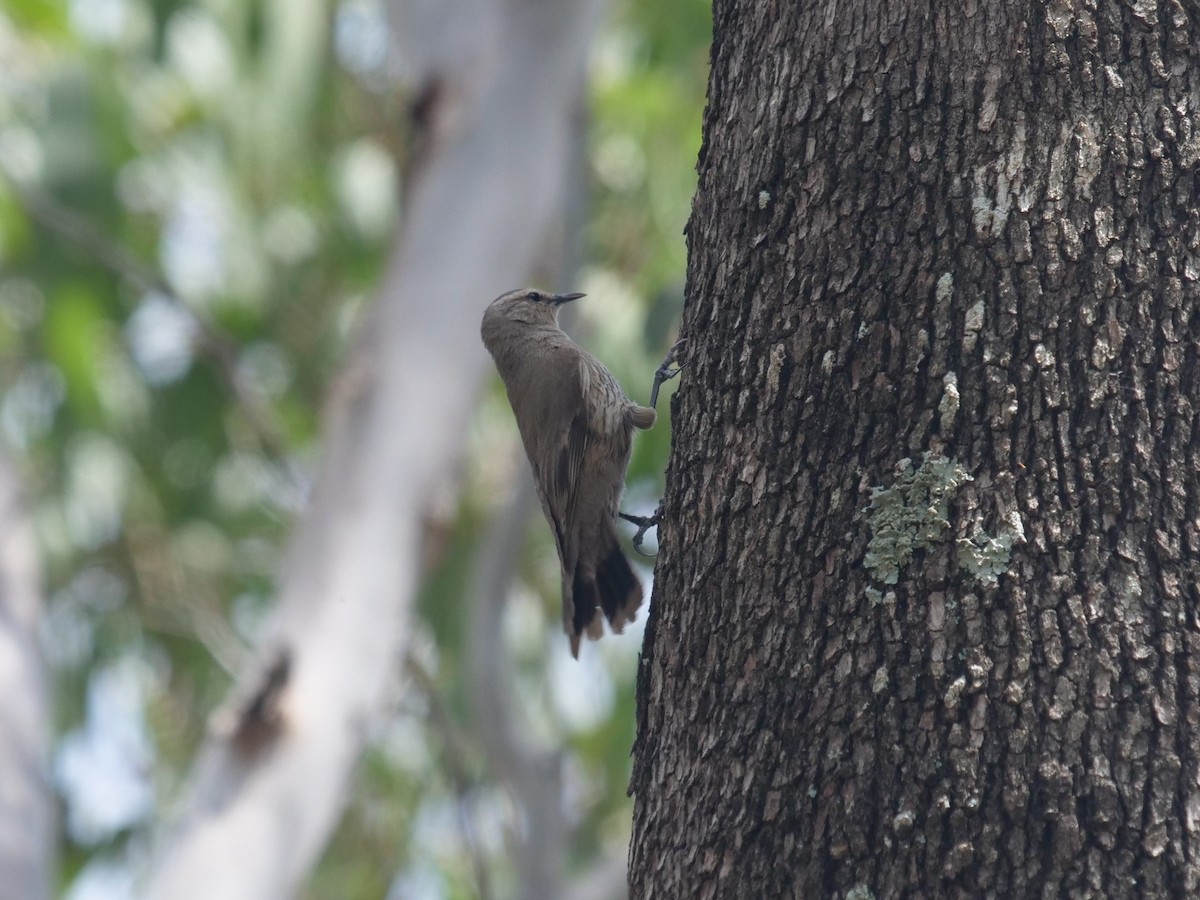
(527, 291, 542, 302)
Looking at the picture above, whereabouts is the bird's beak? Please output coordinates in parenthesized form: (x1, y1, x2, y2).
(551, 292, 586, 306)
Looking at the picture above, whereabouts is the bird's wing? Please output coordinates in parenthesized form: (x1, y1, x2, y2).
(509, 346, 632, 652)
(548, 351, 634, 528)
(536, 348, 593, 555)
(506, 345, 585, 562)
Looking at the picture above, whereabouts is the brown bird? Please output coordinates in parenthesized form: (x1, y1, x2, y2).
(482, 288, 656, 657)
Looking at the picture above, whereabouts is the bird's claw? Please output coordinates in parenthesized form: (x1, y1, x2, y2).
(649, 339, 687, 409)
(619, 504, 663, 556)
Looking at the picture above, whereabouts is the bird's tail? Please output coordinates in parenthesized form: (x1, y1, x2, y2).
(595, 541, 642, 633)
(566, 533, 644, 658)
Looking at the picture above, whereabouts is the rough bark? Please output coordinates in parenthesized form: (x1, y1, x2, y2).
(143, 1, 604, 896)
(0, 452, 53, 900)
(631, 1, 1200, 898)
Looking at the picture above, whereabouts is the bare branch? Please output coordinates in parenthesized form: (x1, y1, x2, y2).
(0, 451, 53, 900)
(142, 0, 608, 895)
(463, 70, 616, 900)
(0, 175, 170, 297)
(466, 476, 565, 898)
(404, 653, 494, 900)
(467, 472, 631, 900)
(565, 852, 629, 900)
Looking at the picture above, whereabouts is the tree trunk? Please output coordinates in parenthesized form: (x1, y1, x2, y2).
(631, 1, 1200, 897)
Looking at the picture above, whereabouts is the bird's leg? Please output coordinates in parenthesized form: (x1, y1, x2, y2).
(619, 503, 663, 556)
(648, 339, 687, 409)
(623, 342, 686, 555)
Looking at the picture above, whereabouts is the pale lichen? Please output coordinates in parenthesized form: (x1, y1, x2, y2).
(939, 372, 960, 433)
(865, 586, 898, 620)
(1072, 119, 1102, 196)
(963, 300, 985, 353)
(971, 167, 1012, 239)
(765, 343, 786, 394)
(956, 511, 1026, 586)
(943, 675, 968, 709)
(864, 453, 972, 585)
(956, 532, 1014, 585)
(892, 810, 915, 835)
(936, 272, 954, 303)
(978, 65, 1001, 132)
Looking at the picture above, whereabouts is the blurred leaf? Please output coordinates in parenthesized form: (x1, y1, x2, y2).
(5, 0, 70, 35)
(43, 282, 107, 420)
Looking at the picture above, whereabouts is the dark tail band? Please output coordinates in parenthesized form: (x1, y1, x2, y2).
(571, 543, 642, 642)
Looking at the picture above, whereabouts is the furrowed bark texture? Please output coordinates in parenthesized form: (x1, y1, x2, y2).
(631, 1, 1200, 897)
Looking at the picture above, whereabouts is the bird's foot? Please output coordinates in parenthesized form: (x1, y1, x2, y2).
(648, 339, 687, 409)
(619, 503, 663, 556)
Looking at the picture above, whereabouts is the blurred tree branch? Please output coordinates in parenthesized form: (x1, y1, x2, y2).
(466, 474, 629, 900)
(403, 653, 494, 900)
(467, 475, 564, 897)
(462, 66, 632, 898)
(0, 175, 170, 298)
(0, 450, 53, 900)
(566, 854, 629, 900)
(141, 0, 609, 895)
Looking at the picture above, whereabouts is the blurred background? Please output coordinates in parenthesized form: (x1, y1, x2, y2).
(0, 0, 709, 897)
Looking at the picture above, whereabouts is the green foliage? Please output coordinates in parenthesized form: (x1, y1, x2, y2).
(1, 0, 709, 895)
(44, 283, 109, 420)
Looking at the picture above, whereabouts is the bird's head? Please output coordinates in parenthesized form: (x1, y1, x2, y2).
(483, 288, 585, 329)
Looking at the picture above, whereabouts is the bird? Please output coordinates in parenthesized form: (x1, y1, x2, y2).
(481, 288, 656, 657)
